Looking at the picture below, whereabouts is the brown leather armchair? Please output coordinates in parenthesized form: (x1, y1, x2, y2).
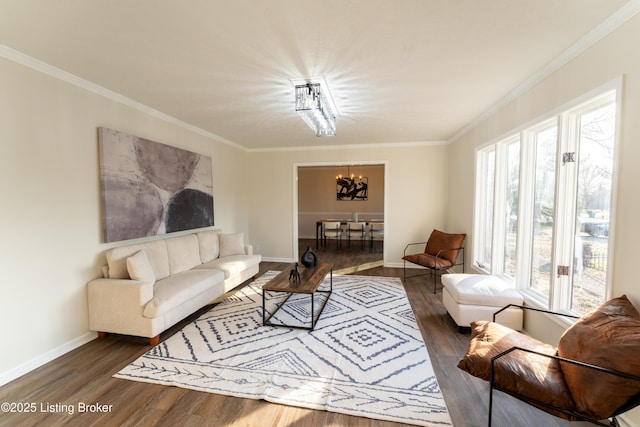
(402, 229, 466, 293)
(458, 296, 640, 426)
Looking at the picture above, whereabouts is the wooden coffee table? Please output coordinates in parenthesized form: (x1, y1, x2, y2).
(262, 263, 332, 330)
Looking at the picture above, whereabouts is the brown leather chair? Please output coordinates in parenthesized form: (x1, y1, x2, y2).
(458, 296, 640, 426)
(402, 229, 465, 293)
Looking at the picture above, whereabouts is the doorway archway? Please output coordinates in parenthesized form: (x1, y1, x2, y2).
(293, 161, 388, 264)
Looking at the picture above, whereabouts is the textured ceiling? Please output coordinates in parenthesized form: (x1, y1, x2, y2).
(0, 0, 633, 150)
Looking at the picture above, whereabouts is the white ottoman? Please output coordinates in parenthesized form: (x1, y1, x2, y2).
(442, 274, 523, 331)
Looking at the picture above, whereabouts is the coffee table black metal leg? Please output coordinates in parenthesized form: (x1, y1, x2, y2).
(263, 267, 333, 330)
(263, 291, 295, 327)
(311, 292, 315, 329)
(312, 268, 333, 329)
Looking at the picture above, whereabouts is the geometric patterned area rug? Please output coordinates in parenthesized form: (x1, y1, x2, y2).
(114, 271, 452, 426)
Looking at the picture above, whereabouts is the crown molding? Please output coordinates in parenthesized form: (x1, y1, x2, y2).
(248, 139, 449, 153)
(449, 0, 640, 143)
(0, 44, 248, 152)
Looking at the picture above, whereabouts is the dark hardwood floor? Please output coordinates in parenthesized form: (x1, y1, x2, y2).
(0, 239, 593, 426)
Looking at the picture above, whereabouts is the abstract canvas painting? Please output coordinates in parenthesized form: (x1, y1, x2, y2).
(336, 176, 368, 201)
(98, 127, 214, 243)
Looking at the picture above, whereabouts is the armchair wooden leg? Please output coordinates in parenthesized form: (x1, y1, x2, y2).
(149, 335, 160, 346)
(97, 331, 108, 339)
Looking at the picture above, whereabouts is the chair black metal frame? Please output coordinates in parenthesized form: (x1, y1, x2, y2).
(487, 305, 640, 427)
(403, 243, 464, 293)
(346, 221, 365, 250)
(368, 222, 384, 253)
(322, 221, 343, 250)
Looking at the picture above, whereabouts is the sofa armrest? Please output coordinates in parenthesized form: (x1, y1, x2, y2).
(88, 277, 154, 301)
(87, 278, 155, 330)
(244, 244, 254, 256)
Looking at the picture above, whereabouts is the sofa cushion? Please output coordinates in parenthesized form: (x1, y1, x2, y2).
(458, 320, 574, 417)
(165, 234, 202, 275)
(219, 233, 245, 257)
(197, 229, 220, 262)
(126, 250, 156, 282)
(106, 239, 170, 280)
(143, 269, 225, 318)
(557, 295, 640, 420)
(195, 254, 261, 279)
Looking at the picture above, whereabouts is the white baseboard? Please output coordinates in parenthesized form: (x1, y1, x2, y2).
(385, 262, 405, 269)
(0, 331, 97, 387)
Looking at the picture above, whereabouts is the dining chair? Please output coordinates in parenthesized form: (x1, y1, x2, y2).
(322, 221, 343, 249)
(346, 222, 365, 250)
(368, 222, 384, 252)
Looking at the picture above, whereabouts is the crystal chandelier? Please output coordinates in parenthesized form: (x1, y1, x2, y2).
(336, 165, 362, 182)
(295, 83, 336, 137)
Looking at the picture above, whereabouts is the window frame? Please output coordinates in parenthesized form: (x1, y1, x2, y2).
(520, 118, 559, 306)
(473, 145, 496, 273)
(472, 80, 622, 317)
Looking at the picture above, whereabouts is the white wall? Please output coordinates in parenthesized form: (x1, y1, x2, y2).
(0, 57, 251, 383)
(3, 51, 449, 385)
(248, 144, 451, 265)
(447, 13, 640, 426)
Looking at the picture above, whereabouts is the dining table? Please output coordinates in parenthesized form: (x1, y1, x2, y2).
(315, 218, 383, 247)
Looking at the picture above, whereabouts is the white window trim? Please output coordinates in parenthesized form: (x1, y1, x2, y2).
(473, 146, 495, 273)
(472, 77, 622, 317)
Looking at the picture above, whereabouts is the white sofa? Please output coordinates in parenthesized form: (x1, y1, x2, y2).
(87, 229, 261, 345)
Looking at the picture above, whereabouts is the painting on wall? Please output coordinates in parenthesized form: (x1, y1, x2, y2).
(98, 127, 214, 243)
(336, 177, 368, 201)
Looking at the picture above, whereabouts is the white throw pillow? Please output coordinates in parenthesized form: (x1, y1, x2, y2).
(126, 250, 156, 282)
(219, 233, 245, 257)
(197, 230, 220, 262)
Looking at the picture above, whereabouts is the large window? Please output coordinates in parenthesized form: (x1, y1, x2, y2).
(503, 139, 520, 278)
(474, 88, 619, 315)
(528, 123, 558, 300)
(570, 101, 616, 313)
(474, 147, 495, 271)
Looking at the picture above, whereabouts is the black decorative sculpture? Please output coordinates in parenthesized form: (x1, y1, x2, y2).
(301, 245, 318, 268)
(289, 262, 301, 282)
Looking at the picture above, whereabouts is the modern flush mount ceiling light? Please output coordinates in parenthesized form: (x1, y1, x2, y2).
(295, 83, 336, 137)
